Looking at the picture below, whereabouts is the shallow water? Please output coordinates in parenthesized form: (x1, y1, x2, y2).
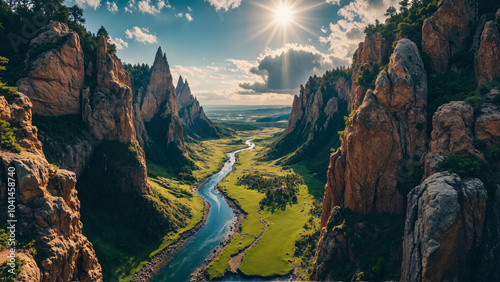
(153, 140, 255, 282)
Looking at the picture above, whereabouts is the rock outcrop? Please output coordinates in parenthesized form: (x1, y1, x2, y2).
(476, 20, 500, 84)
(175, 76, 221, 138)
(17, 21, 84, 116)
(0, 92, 102, 281)
(0, 94, 43, 156)
(311, 207, 353, 281)
(138, 47, 178, 122)
(475, 103, 500, 148)
(422, 0, 477, 73)
(133, 47, 185, 147)
(321, 39, 426, 225)
(401, 172, 487, 282)
(83, 34, 136, 143)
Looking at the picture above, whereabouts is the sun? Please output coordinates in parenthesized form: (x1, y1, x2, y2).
(274, 4, 293, 26)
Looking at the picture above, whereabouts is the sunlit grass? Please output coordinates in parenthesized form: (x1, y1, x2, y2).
(207, 129, 316, 278)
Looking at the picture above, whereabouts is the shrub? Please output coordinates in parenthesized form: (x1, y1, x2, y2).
(338, 130, 346, 141)
(478, 84, 490, 95)
(490, 144, 500, 163)
(441, 154, 489, 181)
(465, 95, 483, 110)
(473, 139, 488, 151)
(0, 119, 22, 153)
(428, 71, 477, 114)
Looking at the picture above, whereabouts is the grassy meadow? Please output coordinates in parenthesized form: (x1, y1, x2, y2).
(207, 129, 321, 279)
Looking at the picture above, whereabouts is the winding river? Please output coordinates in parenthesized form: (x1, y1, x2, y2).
(153, 140, 255, 282)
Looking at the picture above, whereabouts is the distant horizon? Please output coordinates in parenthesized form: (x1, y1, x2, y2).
(70, 0, 399, 106)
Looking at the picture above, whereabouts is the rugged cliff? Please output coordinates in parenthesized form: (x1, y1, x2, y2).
(176, 76, 225, 138)
(0, 92, 102, 281)
(17, 21, 84, 116)
(274, 31, 392, 180)
(311, 1, 500, 281)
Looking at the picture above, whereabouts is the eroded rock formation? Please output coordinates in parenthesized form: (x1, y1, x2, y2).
(476, 20, 500, 84)
(422, 0, 477, 73)
(401, 172, 487, 282)
(82, 34, 137, 143)
(321, 39, 426, 224)
(0, 92, 102, 281)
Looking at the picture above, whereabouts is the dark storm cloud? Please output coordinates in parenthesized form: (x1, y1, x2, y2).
(239, 45, 348, 94)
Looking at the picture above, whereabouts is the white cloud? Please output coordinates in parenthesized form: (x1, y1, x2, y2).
(187, 6, 192, 11)
(326, 0, 341, 5)
(124, 0, 170, 14)
(138, 0, 165, 14)
(320, 26, 327, 33)
(321, 0, 399, 61)
(106, 1, 118, 13)
(176, 12, 183, 17)
(205, 0, 241, 11)
(185, 13, 193, 21)
(125, 27, 157, 44)
(108, 37, 128, 49)
(125, 0, 135, 13)
(72, 0, 101, 10)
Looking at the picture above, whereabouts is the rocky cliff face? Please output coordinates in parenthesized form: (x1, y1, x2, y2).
(17, 21, 84, 116)
(401, 172, 487, 282)
(321, 39, 426, 224)
(138, 47, 178, 122)
(175, 76, 222, 138)
(134, 47, 185, 147)
(0, 94, 43, 156)
(422, 0, 477, 73)
(309, 1, 500, 281)
(0, 92, 102, 281)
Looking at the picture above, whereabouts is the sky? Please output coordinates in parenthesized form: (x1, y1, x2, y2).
(66, 0, 399, 105)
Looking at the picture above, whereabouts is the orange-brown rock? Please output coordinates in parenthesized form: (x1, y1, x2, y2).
(348, 33, 391, 111)
(82, 34, 136, 143)
(175, 76, 221, 137)
(0, 93, 43, 156)
(475, 103, 500, 148)
(321, 91, 403, 224)
(401, 172, 487, 282)
(17, 21, 84, 116)
(0, 152, 102, 282)
(311, 207, 354, 281)
(430, 101, 482, 157)
(422, 0, 477, 73)
(0, 89, 102, 281)
(475, 21, 500, 84)
(358, 32, 390, 66)
(139, 47, 178, 122)
(321, 39, 427, 226)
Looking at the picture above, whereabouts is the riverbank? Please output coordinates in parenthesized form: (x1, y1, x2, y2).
(131, 179, 211, 281)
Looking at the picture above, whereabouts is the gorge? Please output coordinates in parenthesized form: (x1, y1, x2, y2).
(1, 0, 500, 281)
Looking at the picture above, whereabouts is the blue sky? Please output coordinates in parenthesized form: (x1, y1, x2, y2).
(67, 0, 398, 105)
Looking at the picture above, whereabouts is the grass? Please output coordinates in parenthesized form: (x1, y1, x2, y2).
(292, 163, 326, 199)
(79, 147, 205, 281)
(207, 129, 317, 279)
(186, 137, 248, 180)
(207, 234, 256, 279)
